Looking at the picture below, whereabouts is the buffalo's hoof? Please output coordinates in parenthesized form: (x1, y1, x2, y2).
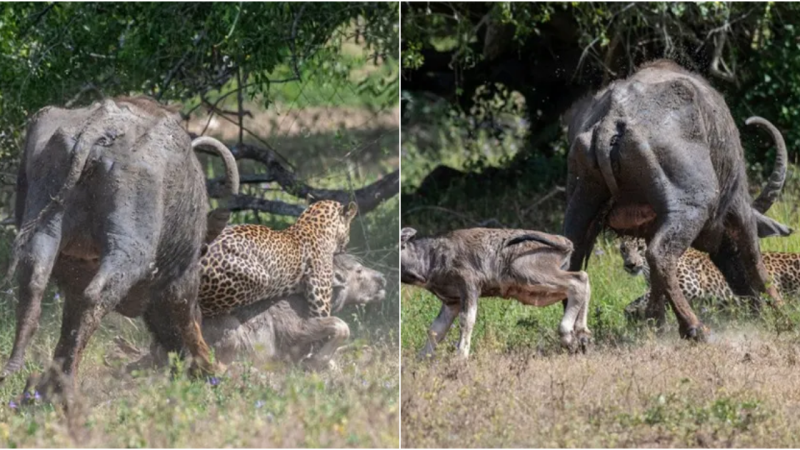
(189, 360, 226, 379)
(417, 350, 435, 362)
(578, 335, 592, 354)
(28, 370, 67, 406)
(681, 324, 709, 343)
(0, 362, 22, 384)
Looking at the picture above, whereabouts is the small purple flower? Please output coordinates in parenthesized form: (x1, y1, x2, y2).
(8, 400, 17, 409)
(207, 376, 220, 386)
(34, 390, 41, 401)
(4, 289, 11, 295)
(54, 292, 61, 301)
(255, 400, 264, 409)
(594, 248, 606, 256)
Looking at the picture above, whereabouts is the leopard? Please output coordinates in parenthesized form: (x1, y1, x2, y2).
(198, 200, 358, 319)
(618, 236, 800, 322)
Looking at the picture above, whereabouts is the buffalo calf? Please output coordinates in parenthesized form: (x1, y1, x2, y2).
(401, 227, 590, 358)
(123, 253, 386, 370)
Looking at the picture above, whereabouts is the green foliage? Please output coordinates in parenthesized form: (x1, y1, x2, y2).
(0, 2, 398, 158)
(402, 2, 800, 173)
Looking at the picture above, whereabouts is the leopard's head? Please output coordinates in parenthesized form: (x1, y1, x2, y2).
(619, 236, 647, 276)
(335, 201, 358, 252)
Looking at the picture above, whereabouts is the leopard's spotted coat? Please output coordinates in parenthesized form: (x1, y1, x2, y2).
(198, 200, 358, 318)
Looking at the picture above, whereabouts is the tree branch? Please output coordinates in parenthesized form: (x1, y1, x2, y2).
(289, 4, 308, 81)
(206, 173, 276, 196)
(228, 195, 306, 216)
(709, 31, 736, 84)
(207, 142, 399, 215)
(64, 83, 103, 108)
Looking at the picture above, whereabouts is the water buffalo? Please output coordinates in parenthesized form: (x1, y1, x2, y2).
(3, 96, 239, 400)
(401, 227, 590, 358)
(122, 253, 387, 369)
(564, 59, 791, 340)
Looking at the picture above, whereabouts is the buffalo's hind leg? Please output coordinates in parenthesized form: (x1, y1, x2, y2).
(37, 247, 150, 402)
(145, 268, 224, 378)
(646, 209, 709, 341)
(712, 204, 783, 313)
(2, 229, 61, 382)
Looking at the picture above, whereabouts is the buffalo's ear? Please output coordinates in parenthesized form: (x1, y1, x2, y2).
(754, 210, 793, 238)
(342, 202, 358, 220)
(401, 227, 417, 244)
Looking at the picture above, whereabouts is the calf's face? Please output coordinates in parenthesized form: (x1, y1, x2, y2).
(400, 227, 426, 286)
(332, 254, 386, 311)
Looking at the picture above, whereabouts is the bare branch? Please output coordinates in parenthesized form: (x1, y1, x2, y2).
(64, 83, 103, 108)
(207, 174, 276, 197)
(157, 51, 190, 100)
(709, 32, 736, 83)
(20, 3, 56, 38)
(229, 195, 305, 216)
(521, 185, 566, 216)
(237, 66, 245, 145)
(289, 4, 308, 81)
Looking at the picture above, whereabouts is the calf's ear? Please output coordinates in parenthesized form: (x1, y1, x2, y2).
(401, 227, 417, 244)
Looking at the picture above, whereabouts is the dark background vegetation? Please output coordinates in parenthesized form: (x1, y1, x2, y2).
(402, 1, 800, 234)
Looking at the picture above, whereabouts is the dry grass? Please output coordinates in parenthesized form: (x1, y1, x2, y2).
(402, 327, 800, 448)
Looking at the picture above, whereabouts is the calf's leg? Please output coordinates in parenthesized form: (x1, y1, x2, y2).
(544, 271, 590, 351)
(297, 317, 351, 370)
(571, 271, 592, 349)
(420, 302, 460, 359)
(456, 285, 479, 359)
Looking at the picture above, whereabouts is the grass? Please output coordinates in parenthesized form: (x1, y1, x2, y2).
(0, 337, 398, 447)
(401, 190, 800, 447)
